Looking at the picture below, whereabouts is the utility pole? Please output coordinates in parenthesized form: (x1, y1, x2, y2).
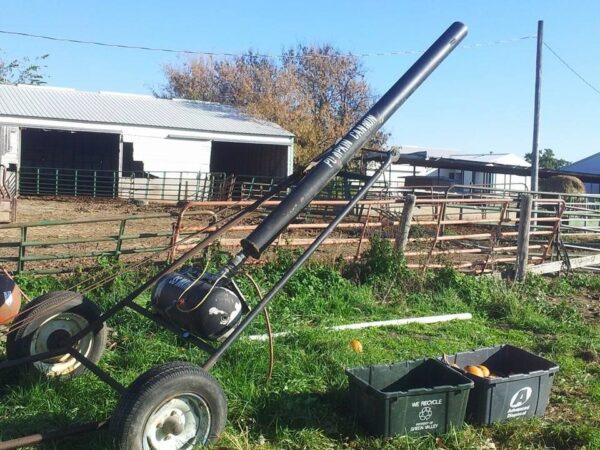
(531, 20, 544, 193)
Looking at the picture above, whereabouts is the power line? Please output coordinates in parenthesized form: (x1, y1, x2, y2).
(543, 41, 600, 97)
(0, 30, 241, 58)
(461, 35, 535, 49)
(0, 29, 535, 59)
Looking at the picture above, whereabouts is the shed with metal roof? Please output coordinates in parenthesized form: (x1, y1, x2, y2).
(0, 84, 294, 198)
(562, 153, 600, 193)
(366, 145, 531, 191)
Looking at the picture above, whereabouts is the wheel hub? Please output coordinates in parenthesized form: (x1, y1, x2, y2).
(30, 312, 93, 376)
(161, 412, 185, 436)
(143, 394, 211, 450)
(46, 329, 71, 350)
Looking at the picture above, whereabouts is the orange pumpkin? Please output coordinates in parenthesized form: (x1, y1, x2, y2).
(350, 339, 363, 353)
(464, 365, 485, 377)
(477, 365, 491, 377)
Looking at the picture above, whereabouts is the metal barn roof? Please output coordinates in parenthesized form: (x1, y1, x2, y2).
(0, 84, 294, 138)
(562, 152, 600, 174)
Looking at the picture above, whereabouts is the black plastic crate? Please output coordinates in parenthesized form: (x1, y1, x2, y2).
(443, 344, 559, 424)
(346, 358, 473, 437)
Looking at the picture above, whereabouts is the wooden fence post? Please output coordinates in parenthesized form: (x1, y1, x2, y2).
(395, 194, 416, 253)
(516, 194, 532, 281)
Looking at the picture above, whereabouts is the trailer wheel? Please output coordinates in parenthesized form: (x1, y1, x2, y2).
(111, 362, 227, 450)
(6, 291, 107, 379)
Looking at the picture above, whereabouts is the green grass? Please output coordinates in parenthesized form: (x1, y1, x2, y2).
(1, 242, 599, 449)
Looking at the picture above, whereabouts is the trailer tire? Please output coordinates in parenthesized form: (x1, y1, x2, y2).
(111, 361, 227, 450)
(6, 291, 107, 379)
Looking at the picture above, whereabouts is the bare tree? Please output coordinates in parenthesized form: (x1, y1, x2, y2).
(160, 45, 387, 165)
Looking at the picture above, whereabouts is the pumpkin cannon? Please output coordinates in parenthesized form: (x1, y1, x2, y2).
(0, 22, 467, 449)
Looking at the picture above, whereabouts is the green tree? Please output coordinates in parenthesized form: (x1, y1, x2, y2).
(524, 148, 570, 170)
(160, 45, 387, 166)
(0, 52, 48, 85)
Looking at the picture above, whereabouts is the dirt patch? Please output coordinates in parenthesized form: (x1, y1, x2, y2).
(575, 294, 600, 325)
(547, 292, 600, 326)
(15, 196, 177, 222)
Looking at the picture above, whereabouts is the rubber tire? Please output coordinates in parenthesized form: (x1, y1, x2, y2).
(6, 290, 107, 379)
(110, 361, 227, 450)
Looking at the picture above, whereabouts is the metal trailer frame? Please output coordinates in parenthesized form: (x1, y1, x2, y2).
(0, 22, 467, 449)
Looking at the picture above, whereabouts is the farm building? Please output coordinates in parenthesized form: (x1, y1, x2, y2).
(370, 146, 531, 191)
(0, 84, 294, 199)
(561, 153, 600, 193)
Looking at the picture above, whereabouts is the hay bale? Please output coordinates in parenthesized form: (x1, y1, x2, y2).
(540, 175, 586, 194)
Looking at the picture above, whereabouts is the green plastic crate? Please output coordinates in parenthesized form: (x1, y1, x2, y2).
(346, 358, 473, 437)
(444, 345, 559, 424)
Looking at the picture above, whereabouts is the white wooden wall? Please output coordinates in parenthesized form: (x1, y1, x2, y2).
(0, 126, 20, 166)
(123, 134, 211, 175)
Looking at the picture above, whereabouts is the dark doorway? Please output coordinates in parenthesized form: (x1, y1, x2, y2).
(210, 141, 288, 178)
(19, 128, 120, 197)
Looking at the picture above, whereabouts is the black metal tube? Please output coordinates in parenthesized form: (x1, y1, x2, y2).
(241, 22, 468, 259)
(203, 151, 395, 370)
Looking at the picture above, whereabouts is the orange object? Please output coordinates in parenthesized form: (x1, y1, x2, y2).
(464, 365, 484, 377)
(350, 339, 363, 353)
(0, 274, 21, 325)
(477, 365, 491, 377)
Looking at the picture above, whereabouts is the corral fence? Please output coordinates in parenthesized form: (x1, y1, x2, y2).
(0, 213, 174, 274)
(438, 184, 600, 243)
(17, 167, 284, 202)
(2, 186, 599, 275)
(16, 167, 422, 202)
(14, 165, 600, 219)
(170, 196, 564, 274)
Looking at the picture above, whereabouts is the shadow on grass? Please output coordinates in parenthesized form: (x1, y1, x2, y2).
(0, 361, 113, 449)
(0, 411, 111, 450)
(252, 388, 367, 440)
(491, 420, 595, 450)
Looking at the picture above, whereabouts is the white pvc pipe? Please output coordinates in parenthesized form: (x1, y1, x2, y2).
(246, 312, 472, 342)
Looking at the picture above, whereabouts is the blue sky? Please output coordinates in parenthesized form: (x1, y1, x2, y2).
(1, 1, 599, 162)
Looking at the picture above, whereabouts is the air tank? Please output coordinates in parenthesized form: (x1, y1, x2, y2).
(151, 272, 244, 341)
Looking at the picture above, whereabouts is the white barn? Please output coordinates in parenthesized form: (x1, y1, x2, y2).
(0, 84, 294, 198)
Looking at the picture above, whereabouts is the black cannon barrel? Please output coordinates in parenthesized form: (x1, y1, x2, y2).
(241, 22, 468, 259)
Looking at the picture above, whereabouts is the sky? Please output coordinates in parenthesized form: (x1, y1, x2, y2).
(1, 1, 599, 163)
